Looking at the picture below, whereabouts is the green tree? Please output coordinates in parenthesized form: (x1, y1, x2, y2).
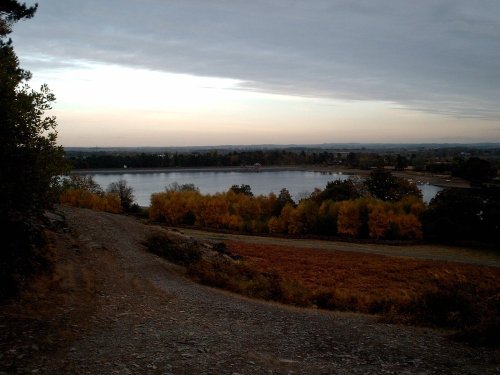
(364, 169, 421, 202)
(1, 2, 68, 298)
(1, 3, 67, 217)
(422, 187, 500, 245)
(316, 179, 360, 203)
(452, 157, 495, 186)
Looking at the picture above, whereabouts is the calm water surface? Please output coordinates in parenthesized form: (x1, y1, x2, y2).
(89, 170, 442, 207)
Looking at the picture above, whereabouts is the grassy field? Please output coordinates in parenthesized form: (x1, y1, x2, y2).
(226, 240, 499, 309)
(180, 228, 500, 267)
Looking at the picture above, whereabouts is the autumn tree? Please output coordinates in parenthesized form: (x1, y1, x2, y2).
(316, 200, 339, 235)
(272, 188, 295, 215)
(337, 201, 361, 237)
(287, 200, 319, 235)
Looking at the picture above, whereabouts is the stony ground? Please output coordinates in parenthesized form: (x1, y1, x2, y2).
(1, 205, 498, 375)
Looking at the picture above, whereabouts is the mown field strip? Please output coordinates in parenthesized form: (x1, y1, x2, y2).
(177, 228, 500, 267)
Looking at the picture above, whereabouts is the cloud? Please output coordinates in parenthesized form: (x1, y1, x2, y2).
(12, 0, 500, 119)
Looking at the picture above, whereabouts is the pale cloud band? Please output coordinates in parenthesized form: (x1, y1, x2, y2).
(9, 0, 500, 145)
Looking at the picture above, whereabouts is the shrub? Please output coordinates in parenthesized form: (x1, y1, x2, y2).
(144, 234, 201, 265)
(388, 279, 500, 346)
(188, 258, 312, 306)
(60, 189, 121, 213)
(107, 179, 135, 212)
(337, 201, 361, 237)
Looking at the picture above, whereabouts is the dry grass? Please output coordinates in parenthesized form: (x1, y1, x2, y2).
(226, 240, 500, 346)
(227, 241, 498, 306)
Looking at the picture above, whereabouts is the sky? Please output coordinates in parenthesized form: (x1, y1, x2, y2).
(10, 0, 500, 147)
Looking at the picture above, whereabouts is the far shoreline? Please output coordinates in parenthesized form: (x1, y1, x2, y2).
(71, 165, 470, 189)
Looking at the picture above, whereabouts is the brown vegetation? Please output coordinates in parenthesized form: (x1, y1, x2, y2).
(225, 240, 500, 345)
(59, 189, 121, 213)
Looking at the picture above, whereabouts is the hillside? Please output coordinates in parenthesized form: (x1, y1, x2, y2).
(1, 206, 498, 374)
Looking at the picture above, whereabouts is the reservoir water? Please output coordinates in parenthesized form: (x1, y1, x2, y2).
(87, 170, 442, 207)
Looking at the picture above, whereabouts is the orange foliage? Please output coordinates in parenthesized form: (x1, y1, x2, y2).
(60, 189, 121, 213)
(149, 189, 424, 240)
(395, 214, 423, 240)
(368, 202, 395, 239)
(226, 241, 500, 313)
(337, 200, 361, 236)
(287, 200, 319, 234)
(197, 194, 230, 228)
(368, 199, 423, 240)
(268, 216, 286, 234)
(150, 190, 200, 225)
(151, 190, 278, 231)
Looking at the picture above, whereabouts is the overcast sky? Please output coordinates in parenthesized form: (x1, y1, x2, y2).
(11, 0, 500, 146)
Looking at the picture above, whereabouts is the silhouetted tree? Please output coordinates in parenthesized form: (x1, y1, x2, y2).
(229, 184, 253, 196)
(62, 175, 103, 195)
(107, 179, 135, 211)
(422, 189, 482, 243)
(1, 2, 68, 299)
(364, 169, 421, 202)
(423, 187, 500, 246)
(273, 188, 295, 215)
(394, 154, 408, 171)
(316, 180, 360, 203)
(452, 157, 495, 186)
(0, 1, 37, 37)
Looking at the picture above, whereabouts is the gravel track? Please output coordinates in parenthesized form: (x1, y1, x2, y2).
(1, 205, 498, 374)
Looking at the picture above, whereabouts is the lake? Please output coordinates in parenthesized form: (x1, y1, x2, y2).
(86, 170, 442, 207)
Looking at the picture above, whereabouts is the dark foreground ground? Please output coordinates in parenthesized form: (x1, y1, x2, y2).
(1, 206, 498, 374)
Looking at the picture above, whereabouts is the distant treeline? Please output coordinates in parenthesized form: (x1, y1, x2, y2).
(68, 149, 341, 169)
(67, 149, 499, 182)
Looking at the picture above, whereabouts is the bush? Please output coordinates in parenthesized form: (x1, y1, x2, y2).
(60, 189, 121, 213)
(423, 187, 500, 246)
(188, 258, 303, 303)
(144, 234, 201, 265)
(387, 280, 500, 347)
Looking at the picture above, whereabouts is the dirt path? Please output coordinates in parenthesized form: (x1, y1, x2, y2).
(1, 206, 498, 374)
(178, 228, 500, 267)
